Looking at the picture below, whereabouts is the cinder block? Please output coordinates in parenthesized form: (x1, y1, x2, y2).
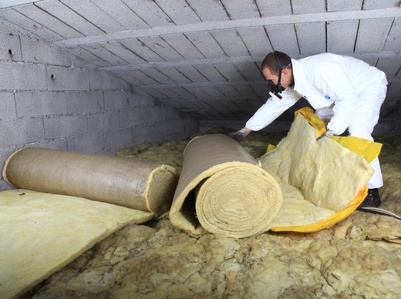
(44, 115, 87, 139)
(120, 106, 163, 128)
(127, 105, 199, 142)
(0, 92, 16, 120)
(152, 120, 174, 140)
(87, 113, 104, 134)
(66, 129, 130, 155)
(130, 123, 156, 145)
(104, 91, 131, 111)
(123, 107, 155, 127)
(47, 66, 90, 91)
(134, 106, 162, 125)
(118, 108, 130, 128)
(164, 118, 191, 138)
(36, 139, 68, 151)
(87, 111, 119, 133)
(105, 110, 122, 130)
(186, 119, 200, 136)
(0, 118, 45, 148)
(0, 32, 22, 62)
(20, 35, 71, 66)
(67, 133, 106, 154)
(163, 105, 182, 120)
(130, 108, 146, 125)
(89, 70, 122, 91)
(102, 128, 132, 151)
(131, 93, 156, 107)
(179, 116, 199, 135)
(65, 91, 104, 114)
(0, 61, 47, 91)
(15, 91, 67, 118)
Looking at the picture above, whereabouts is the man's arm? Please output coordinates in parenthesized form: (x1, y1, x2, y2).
(230, 89, 301, 141)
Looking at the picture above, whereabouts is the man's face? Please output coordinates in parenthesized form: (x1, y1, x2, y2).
(262, 67, 292, 89)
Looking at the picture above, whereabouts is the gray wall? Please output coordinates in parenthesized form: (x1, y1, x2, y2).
(0, 26, 199, 191)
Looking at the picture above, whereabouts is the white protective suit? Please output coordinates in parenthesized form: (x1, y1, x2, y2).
(246, 53, 387, 188)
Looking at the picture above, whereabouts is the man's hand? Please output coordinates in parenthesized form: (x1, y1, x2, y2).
(316, 130, 334, 141)
(229, 128, 249, 142)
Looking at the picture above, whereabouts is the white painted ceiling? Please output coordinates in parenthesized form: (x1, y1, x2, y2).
(1, 0, 401, 123)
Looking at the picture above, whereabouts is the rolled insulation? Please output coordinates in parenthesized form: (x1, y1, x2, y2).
(169, 134, 283, 238)
(2, 147, 178, 216)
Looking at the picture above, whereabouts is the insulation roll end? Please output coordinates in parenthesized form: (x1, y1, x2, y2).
(2, 147, 28, 185)
(195, 165, 283, 238)
(146, 165, 179, 216)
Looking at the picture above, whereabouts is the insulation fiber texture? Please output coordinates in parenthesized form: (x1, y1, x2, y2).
(25, 128, 401, 299)
(3, 147, 178, 216)
(260, 114, 375, 231)
(169, 134, 283, 238)
(0, 189, 154, 299)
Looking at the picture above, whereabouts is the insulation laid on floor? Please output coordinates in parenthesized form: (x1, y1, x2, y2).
(169, 134, 283, 238)
(1, 148, 180, 298)
(3, 147, 178, 216)
(0, 189, 154, 299)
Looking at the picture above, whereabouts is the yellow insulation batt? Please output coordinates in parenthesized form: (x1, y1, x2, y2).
(169, 134, 283, 239)
(261, 108, 380, 232)
(3, 147, 178, 216)
(0, 189, 154, 299)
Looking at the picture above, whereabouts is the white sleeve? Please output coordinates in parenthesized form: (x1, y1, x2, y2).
(246, 89, 301, 131)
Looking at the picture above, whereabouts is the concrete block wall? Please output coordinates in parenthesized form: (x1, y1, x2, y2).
(0, 26, 199, 191)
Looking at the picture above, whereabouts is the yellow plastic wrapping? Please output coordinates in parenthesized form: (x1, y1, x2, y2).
(295, 107, 327, 137)
(328, 136, 382, 163)
(271, 187, 368, 232)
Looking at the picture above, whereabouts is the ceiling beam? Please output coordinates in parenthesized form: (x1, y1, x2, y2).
(0, 0, 44, 9)
(56, 8, 401, 47)
(101, 51, 401, 71)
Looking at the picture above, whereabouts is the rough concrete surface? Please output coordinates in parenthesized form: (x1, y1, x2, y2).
(25, 129, 401, 299)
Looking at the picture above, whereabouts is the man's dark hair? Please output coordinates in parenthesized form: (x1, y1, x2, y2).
(261, 51, 292, 76)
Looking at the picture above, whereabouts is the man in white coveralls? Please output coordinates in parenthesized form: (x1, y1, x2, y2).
(230, 51, 387, 208)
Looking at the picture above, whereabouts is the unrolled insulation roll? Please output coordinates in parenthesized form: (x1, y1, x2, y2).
(3, 147, 178, 216)
(169, 134, 283, 238)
